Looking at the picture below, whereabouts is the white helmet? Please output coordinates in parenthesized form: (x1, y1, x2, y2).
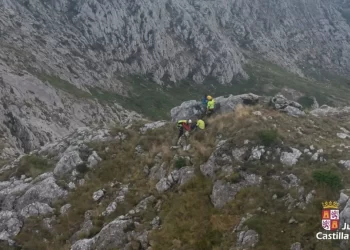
(188, 119, 192, 123)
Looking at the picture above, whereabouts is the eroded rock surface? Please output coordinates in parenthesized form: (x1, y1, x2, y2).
(171, 93, 260, 121)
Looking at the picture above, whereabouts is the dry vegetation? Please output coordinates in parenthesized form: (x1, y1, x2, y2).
(150, 106, 350, 249)
(10, 104, 350, 250)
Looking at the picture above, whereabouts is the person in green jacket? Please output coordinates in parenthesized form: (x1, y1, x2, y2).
(206, 96, 215, 117)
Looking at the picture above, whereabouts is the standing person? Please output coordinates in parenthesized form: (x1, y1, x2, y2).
(177, 119, 193, 139)
(206, 95, 215, 117)
(202, 94, 208, 106)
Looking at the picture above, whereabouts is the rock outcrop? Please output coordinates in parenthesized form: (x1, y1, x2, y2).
(311, 105, 350, 117)
(0, 211, 22, 244)
(290, 242, 303, 250)
(72, 196, 156, 250)
(0, 173, 67, 242)
(211, 176, 262, 209)
(155, 166, 195, 193)
(271, 95, 305, 117)
(236, 229, 259, 249)
(171, 93, 307, 121)
(0, 66, 144, 160)
(280, 148, 303, 166)
(171, 93, 260, 121)
(0, 126, 124, 245)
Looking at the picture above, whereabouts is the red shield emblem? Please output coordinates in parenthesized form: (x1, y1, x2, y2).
(322, 209, 339, 231)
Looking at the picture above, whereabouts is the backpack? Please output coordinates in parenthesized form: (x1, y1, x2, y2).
(177, 120, 187, 128)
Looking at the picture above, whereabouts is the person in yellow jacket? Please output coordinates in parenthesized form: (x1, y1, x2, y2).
(190, 119, 205, 131)
(196, 119, 205, 129)
(206, 95, 215, 117)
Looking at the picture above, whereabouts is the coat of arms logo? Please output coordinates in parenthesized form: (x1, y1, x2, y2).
(322, 201, 339, 231)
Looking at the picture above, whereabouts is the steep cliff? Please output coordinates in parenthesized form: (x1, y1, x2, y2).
(0, 0, 350, 157)
(2, 0, 350, 87)
(0, 66, 143, 159)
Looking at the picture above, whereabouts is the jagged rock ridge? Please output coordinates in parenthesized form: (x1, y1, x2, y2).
(1, 0, 350, 158)
(2, 0, 350, 87)
(1, 94, 350, 249)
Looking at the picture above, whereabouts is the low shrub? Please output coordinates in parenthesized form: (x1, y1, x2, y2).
(225, 172, 242, 183)
(297, 96, 315, 108)
(257, 129, 279, 146)
(312, 169, 343, 190)
(15, 155, 52, 178)
(175, 157, 186, 169)
(76, 163, 89, 174)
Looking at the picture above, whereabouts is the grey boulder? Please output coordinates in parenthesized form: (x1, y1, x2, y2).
(170, 93, 260, 121)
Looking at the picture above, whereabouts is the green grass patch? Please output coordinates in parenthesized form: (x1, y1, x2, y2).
(88, 86, 121, 104)
(31, 57, 350, 121)
(174, 157, 186, 169)
(225, 172, 242, 183)
(36, 73, 91, 99)
(114, 60, 350, 119)
(297, 96, 315, 109)
(13, 155, 53, 178)
(15, 217, 63, 250)
(241, 59, 350, 107)
(312, 169, 343, 191)
(108, 75, 203, 120)
(257, 129, 279, 146)
(239, 183, 342, 250)
(150, 176, 227, 250)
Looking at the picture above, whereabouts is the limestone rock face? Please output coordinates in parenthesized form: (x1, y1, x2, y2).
(0, 211, 22, 242)
(19, 202, 54, 219)
(171, 93, 260, 121)
(271, 95, 305, 117)
(236, 230, 259, 249)
(0, 0, 349, 158)
(280, 148, 302, 167)
(0, 126, 120, 245)
(0, 68, 144, 159)
(2, 0, 350, 88)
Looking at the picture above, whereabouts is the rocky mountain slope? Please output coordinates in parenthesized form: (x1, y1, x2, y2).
(2, 0, 350, 86)
(1, 93, 350, 249)
(1, 1, 350, 249)
(0, 69, 143, 158)
(1, 0, 350, 160)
